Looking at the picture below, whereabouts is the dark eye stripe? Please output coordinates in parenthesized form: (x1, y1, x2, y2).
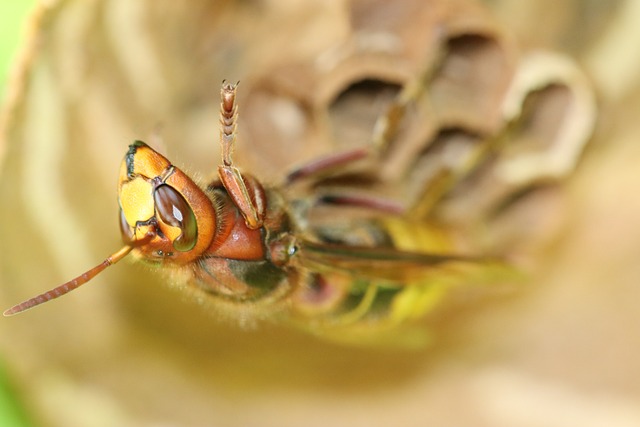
(125, 141, 147, 177)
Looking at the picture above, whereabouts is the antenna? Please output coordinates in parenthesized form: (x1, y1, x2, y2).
(4, 245, 134, 316)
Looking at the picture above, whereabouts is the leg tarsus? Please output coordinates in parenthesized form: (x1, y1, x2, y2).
(217, 81, 266, 229)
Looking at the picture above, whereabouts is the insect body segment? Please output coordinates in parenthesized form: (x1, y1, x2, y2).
(118, 140, 216, 262)
(117, 141, 280, 305)
(217, 82, 267, 230)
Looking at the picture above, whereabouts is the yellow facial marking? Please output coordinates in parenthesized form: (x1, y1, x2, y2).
(119, 177, 155, 227)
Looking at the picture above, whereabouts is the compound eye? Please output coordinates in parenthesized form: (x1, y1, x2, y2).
(153, 184, 198, 252)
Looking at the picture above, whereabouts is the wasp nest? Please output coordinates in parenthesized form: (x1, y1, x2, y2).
(239, 0, 595, 265)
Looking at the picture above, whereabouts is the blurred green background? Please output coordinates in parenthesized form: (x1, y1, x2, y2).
(1, 2, 37, 426)
(0, 1, 34, 99)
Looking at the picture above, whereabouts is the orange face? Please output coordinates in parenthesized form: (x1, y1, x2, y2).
(117, 141, 217, 265)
